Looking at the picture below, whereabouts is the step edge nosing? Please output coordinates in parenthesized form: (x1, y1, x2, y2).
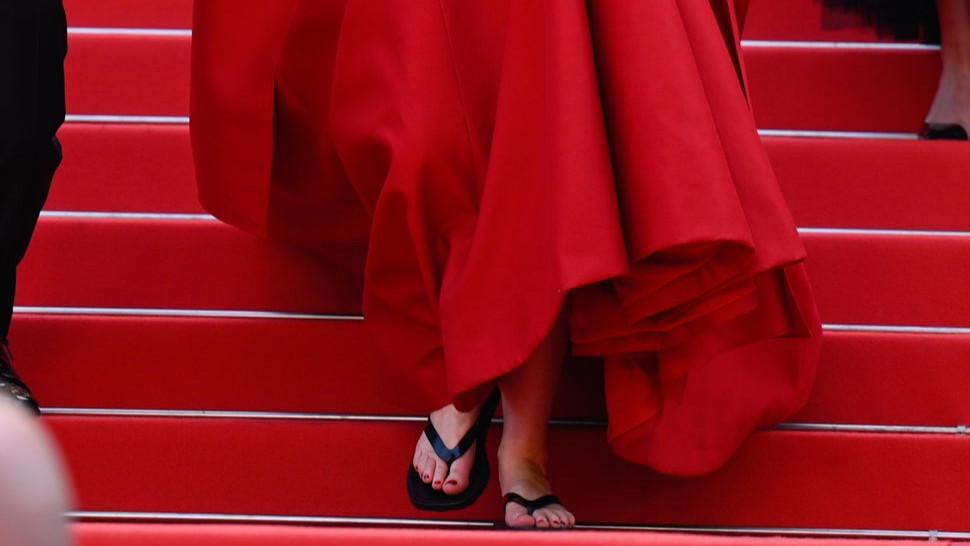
(65, 115, 190, 125)
(41, 409, 970, 436)
(799, 227, 970, 238)
(67, 27, 192, 37)
(67, 511, 492, 528)
(758, 129, 917, 140)
(12, 306, 363, 321)
(39, 211, 217, 221)
(741, 40, 941, 51)
(14, 309, 966, 335)
(66, 511, 970, 538)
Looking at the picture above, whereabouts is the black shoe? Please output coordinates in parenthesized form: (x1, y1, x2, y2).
(0, 342, 40, 416)
(920, 123, 969, 140)
(406, 388, 501, 511)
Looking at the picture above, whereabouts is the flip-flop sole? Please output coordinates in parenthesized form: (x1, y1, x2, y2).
(406, 444, 489, 511)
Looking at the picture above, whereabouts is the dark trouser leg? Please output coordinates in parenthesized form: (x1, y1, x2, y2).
(0, 140, 60, 339)
(0, 0, 67, 412)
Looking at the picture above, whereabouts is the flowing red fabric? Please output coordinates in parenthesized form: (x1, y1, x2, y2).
(191, 0, 821, 476)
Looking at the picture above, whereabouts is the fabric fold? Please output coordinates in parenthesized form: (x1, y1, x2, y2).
(191, 0, 821, 476)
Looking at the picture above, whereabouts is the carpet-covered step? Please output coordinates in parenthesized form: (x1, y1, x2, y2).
(64, 32, 939, 132)
(54, 123, 201, 214)
(50, 125, 970, 231)
(12, 314, 970, 427)
(47, 416, 970, 531)
(64, 0, 192, 29)
(802, 232, 970, 327)
(793, 330, 970, 427)
(16, 219, 970, 326)
(745, 45, 938, 133)
(59, 0, 900, 46)
(15, 314, 385, 414)
(66, 32, 189, 117)
(58, 0, 918, 47)
(71, 523, 960, 546)
(17, 217, 364, 314)
(743, 0, 908, 43)
(766, 137, 970, 231)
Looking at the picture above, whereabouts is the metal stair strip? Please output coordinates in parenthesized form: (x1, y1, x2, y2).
(66, 511, 970, 539)
(39, 408, 970, 437)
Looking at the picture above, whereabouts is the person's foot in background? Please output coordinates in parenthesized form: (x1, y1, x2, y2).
(923, 0, 970, 139)
(0, 341, 40, 416)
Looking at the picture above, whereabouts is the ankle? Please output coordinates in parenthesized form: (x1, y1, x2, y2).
(497, 439, 548, 467)
(498, 457, 552, 498)
(428, 405, 480, 442)
(497, 448, 549, 484)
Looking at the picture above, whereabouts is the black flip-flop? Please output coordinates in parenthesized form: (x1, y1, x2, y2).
(407, 388, 501, 511)
(920, 123, 969, 140)
(503, 492, 571, 529)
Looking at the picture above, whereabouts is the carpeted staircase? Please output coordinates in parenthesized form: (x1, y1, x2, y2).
(14, 0, 970, 543)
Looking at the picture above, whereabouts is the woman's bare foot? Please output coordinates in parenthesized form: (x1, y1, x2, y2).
(412, 403, 480, 494)
(924, 69, 970, 131)
(498, 450, 575, 529)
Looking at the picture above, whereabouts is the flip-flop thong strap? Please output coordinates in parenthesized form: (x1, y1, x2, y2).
(423, 420, 479, 464)
(504, 492, 562, 515)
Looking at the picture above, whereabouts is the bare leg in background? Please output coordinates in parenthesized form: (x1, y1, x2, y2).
(925, 0, 970, 131)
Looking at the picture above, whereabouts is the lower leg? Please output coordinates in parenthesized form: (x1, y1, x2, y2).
(925, 0, 970, 129)
(497, 312, 575, 528)
(0, 148, 59, 415)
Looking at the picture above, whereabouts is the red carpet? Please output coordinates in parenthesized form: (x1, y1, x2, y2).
(63, 31, 941, 128)
(72, 525, 951, 546)
(768, 137, 970, 230)
(47, 416, 970, 530)
(796, 331, 970, 425)
(746, 46, 939, 132)
(743, 0, 887, 42)
(18, 217, 363, 313)
(66, 33, 189, 116)
(803, 232, 970, 326)
(63, 0, 192, 29)
(50, 125, 970, 226)
(13, 0, 970, 542)
(8, 317, 970, 426)
(52, 124, 200, 213)
(17, 222, 969, 324)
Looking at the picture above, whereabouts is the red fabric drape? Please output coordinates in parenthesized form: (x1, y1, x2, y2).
(191, 0, 820, 476)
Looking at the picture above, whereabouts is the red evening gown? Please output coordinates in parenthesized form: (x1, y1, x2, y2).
(191, 0, 821, 476)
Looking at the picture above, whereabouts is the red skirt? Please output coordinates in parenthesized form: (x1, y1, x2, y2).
(191, 0, 821, 476)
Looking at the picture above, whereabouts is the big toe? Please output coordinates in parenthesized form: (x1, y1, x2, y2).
(441, 448, 475, 494)
(505, 504, 536, 528)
